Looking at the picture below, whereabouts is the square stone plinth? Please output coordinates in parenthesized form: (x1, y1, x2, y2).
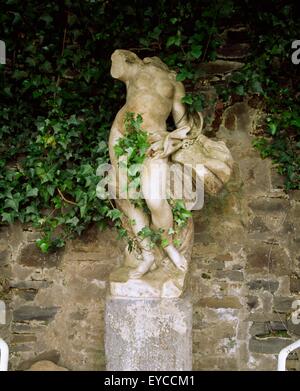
(105, 296, 192, 371)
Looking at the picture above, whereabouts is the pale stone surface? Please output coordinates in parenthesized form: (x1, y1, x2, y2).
(105, 296, 192, 370)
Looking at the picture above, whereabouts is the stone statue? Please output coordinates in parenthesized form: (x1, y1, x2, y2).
(106, 49, 233, 298)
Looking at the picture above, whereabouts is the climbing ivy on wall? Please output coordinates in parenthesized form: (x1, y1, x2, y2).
(0, 0, 233, 250)
(220, 1, 300, 190)
(0, 0, 299, 251)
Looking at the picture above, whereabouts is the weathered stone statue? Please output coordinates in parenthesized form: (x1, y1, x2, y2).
(107, 49, 233, 298)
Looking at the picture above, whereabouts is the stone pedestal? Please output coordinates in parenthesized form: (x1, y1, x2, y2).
(105, 296, 192, 371)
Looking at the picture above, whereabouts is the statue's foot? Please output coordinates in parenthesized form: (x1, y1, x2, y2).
(172, 254, 188, 272)
(129, 258, 155, 279)
(165, 245, 188, 272)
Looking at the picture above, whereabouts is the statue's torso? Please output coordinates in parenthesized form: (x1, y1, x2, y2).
(114, 67, 175, 136)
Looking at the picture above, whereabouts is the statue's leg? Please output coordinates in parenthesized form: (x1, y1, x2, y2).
(119, 200, 157, 278)
(109, 129, 156, 278)
(141, 157, 172, 239)
(142, 157, 188, 272)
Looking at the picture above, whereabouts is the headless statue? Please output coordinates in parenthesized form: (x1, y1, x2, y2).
(107, 50, 233, 297)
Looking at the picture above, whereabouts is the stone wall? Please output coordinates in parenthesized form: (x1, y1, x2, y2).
(191, 102, 300, 371)
(0, 102, 299, 371)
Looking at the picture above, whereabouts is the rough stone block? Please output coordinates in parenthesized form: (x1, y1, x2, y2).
(290, 276, 300, 293)
(249, 322, 269, 336)
(214, 253, 233, 262)
(287, 319, 300, 336)
(196, 296, 241, 309)
(11, 334, 37, 343)
(10, 344, 33, 353)
(247, 279, 279, 293)
(269, 320, 288, 332)
(286, 359, 300, 371)
(246, 295, 259, 310)
(105, 296, 192, 371)
(193, 354, 238, 370)
(13, 305, 59, 322)
(18, 243, 62, 268)
(273, 297, 294, 313)
(217, 43, 250, 60)
(270, 168, 286, 190)
(15, 289, 38, 301)
(249, 337, 292, 354)
(215, 270, 244, 281)
(17, 350, 61, 371)
(0, 250, 8, 265)
(248, 217, 269, 233)
(248, 198, 290, 214)
(246, 244, 290, 275)
(12, 322, 45, 334)
(27, 361, 68, 371)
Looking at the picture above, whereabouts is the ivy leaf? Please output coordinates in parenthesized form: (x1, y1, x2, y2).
(4, 197, 19, 211)
(12, 70, 28, 80)
(52, 123, 62, 132)
(114, 145, 124, 157)
(138, 226, 153, 238)
(176, 69, 193, 82)
(1, 212, 14, 223)
(40, 14, 53, 26)
(181, 94, 193, 105)
(174, 239, 181, 248)
(128, 164, 141, 177)
(36, 239, 50, 253)
(107, 208, 122, 221)
(139, 37, 150, 47)
(66, 216, 80, 226)
(291, 118, 300, 128)
(190, 44, 202, 59)
(251, 80, 264, 94)
(166, 34, 181, 48)
(25, 205, 37, 214)
(161, 238, 169, 248)
(67, 115, 80, 126)
(269, 122, 278, 135)
(26, 185, 39, 197)
(235, 85, 245, 96)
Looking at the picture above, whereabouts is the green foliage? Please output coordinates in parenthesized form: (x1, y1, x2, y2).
(138, 226, 165, 249)
(114, 112, 150, 212)
(217, 2, 300, 189)
(252, 110, 300, 189)
(1, 0, 231, 249)
(136, 199, 191, 250)
(114, 112, 149, 191)
(170, 199, 192, 228)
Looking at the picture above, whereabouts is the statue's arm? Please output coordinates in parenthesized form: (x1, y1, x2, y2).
(172, 81, 191, 129)
(172, 81, 203, 136)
